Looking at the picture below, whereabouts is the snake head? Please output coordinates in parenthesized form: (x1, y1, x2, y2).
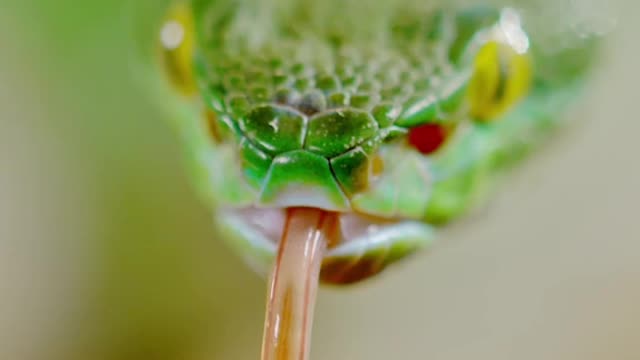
(153, 1, 596, 284)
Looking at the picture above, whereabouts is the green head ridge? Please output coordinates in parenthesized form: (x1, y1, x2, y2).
(153, 0, 601, 283)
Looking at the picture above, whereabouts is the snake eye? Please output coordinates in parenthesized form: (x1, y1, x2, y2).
(407, 123, 451, 155)
(158, 2, 196, 95)
(468, 9, 532, 122)
(468, 40, 531, 121)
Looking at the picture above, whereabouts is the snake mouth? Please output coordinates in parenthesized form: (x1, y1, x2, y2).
(215, 206, 434, 284)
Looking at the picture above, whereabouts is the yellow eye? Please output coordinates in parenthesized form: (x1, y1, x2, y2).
(468, 40, 532, 122)
(158, 2, 196, 95)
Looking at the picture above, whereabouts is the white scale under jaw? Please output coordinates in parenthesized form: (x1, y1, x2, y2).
(221, 206, 434, 284)
(237, 206, 400, 250)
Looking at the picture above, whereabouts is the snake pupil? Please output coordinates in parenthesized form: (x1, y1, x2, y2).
(407, 123, 448, 155)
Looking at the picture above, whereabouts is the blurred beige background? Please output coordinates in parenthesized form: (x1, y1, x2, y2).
(0, 0, 637, 359)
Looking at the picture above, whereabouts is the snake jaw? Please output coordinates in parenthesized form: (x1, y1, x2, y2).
(155, 0, 604, 287)
(216, 206, 434, 284)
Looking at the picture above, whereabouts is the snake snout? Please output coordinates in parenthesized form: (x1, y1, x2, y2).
(258, 150, 351, 211)
(235, 104, 385, 212)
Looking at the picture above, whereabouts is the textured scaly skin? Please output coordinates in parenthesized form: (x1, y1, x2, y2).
(150, 0, 601, 284)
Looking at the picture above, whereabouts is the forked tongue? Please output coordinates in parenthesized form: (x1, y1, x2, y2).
(260, 208, 339, 360)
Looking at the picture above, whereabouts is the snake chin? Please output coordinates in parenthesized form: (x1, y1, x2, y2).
(238, 207, 398, 249)
(216, 206, 434, 284)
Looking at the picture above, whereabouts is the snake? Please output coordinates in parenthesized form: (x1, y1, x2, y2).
(144, 0, 601, 285)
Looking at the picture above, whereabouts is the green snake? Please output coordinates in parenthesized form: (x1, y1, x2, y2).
(144, 0, 601, 284)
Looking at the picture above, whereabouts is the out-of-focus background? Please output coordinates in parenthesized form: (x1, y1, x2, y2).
(0, 0, 637, 359)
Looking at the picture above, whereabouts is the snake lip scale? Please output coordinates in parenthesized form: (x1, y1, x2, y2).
(219, 206, 433, 284)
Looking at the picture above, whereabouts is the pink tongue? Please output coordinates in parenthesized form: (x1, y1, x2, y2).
(260, 208, 338, 360)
